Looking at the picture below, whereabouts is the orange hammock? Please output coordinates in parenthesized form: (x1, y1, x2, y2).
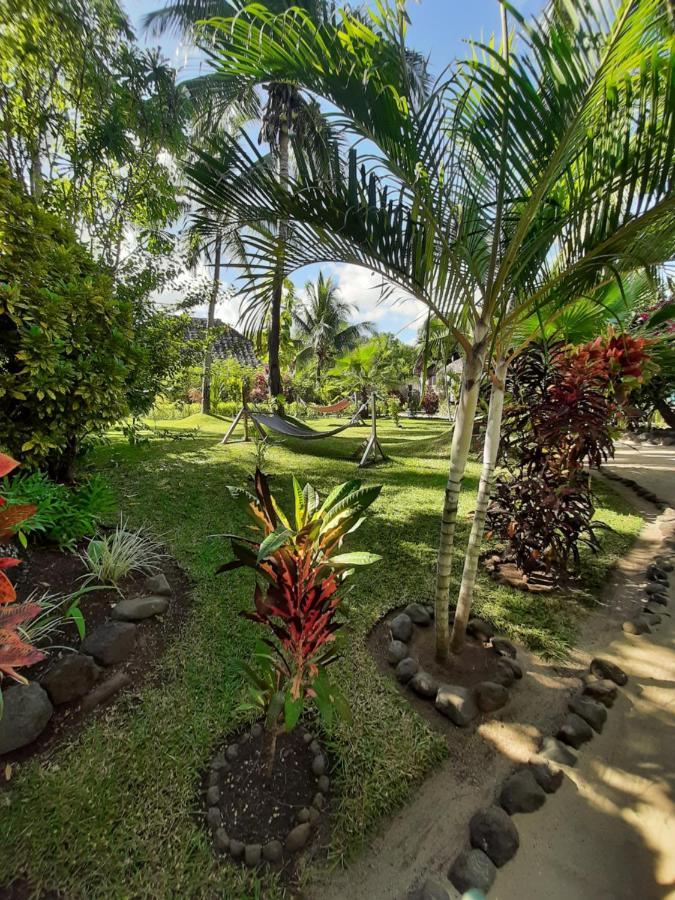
(309, 398, 352, 415)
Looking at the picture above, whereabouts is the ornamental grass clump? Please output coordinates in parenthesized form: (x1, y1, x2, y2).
(220, 470, 381, 776)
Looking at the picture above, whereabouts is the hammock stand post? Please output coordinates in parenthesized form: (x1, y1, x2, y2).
(221, 382, 265, 444)
(358, 392, 387, 467)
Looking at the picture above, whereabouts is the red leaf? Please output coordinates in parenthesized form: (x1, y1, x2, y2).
(0, 454, 19, 479)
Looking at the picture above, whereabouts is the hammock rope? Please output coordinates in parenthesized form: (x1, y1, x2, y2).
(308, 398, 352, 415)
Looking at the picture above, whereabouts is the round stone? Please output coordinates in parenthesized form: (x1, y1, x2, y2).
(475, 681, 509, 713)
(251, 723, 263, 738)
(285, 823, 312, 852)
(493, 660, 516, 687)
(538, 736, 577, 767)
(589, 658, 628, 686)
(568, 695, 607, 734)
(395, 657, 419, 684)
(309, 739, 321, 755)
(244, 844, 261, 867)
(623, 618, 651, 635)
(409, 670, 438, 698)
(214, 828, 229, 852)
(317, 775, 330, 793)
(229, 839, 244, 860)
(206, 807, 221, 829)
(467, 618, 495, 642)
(404, 602, 432, 625)
(225, 744, 239, 761)
(302, 731, 313, 744)
(40, 653, 101, 705)
(313, 792, 325, 810)
(529, 759, 564, 793)
(0, 682, 53, 754)
(387, 639, 408, 665)
(469, 805, 520, 867)
(308, 806, 321, 827)
(499, 768, 546, 814)
(206, 785, 220, 806)
(491, 636, 517, 658)
(297, 808, 311, 823)
(557, 713, 594, 749)
(262, 840, 283, 863)
(449, 848, 496, 894)
(435, 684, 479, 726)
(311, 754, 327, 776)
(582, 678, 617, 707)
(390, 613, 413, 642)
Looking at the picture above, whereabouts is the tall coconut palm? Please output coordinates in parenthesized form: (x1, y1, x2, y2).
(293, 272, 372, 379)
(186, 0, 675, 657)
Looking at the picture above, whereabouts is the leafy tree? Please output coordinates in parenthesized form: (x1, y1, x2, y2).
(0, 0, 187, 273)
(187, 0, 675, 658)
(0, 166, 133, 479)
(329, 334, 413, 401)
(293, 272, 372, 380)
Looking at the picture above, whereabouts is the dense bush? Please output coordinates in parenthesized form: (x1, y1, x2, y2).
(421, 389, 439, 415)
(0, 167, 134, 478)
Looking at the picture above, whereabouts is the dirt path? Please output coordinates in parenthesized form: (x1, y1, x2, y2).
(307, 443, 675, 900)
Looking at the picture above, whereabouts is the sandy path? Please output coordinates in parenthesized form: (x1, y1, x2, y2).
(307, 443, 675, 900)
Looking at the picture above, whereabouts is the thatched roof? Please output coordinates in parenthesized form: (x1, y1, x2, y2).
(186, 318, 259, 367)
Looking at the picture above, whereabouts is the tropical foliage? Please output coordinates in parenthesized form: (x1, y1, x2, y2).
(219, 469, 381, 773)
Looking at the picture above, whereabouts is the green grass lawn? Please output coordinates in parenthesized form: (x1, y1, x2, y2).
(0, 415, 642, 898)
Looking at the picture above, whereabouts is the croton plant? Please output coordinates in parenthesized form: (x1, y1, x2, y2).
(0, 453, 43, 718)
(220, 470, 381, 774)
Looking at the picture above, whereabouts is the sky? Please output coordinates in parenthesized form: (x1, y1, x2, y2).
(128, 0, 544, 344)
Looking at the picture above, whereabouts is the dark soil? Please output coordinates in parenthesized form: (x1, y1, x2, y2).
(208, 728, 319, 846)
(368, 607, 506, 736)
(1, 540, 191, 767)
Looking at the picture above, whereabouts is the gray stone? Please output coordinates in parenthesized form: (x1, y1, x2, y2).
(493, 660, 516, 687)
(410, 671, 438, 699)
(40, 653, 101, 705)
(229, 839, 244, 860)
(499, 657, 523, 680)
(655, 556, 673, 572)
(448, 848, 496, 894)
(499, 768, 546, 814)
(302, 731, 313, 744)
(0, 682, 53, 753)
(111, 596, 169, 622)
(225, 744, 239, 761)
(387, 640, 408, 665)
(420, 875, 453, 900)
(251, 722, 263, 738)
(145, 572, 171, 596)
(262, 840, 283, 863)
(643, 604, 664, 618)
(435, 684, 479, 727)
(244, 844, 261, 867)
(207, 770, 219, 788)
(309, 739, 321, 755)
(569, 695, 607, 733)
(645, 582, 668, 598)
(313, 792, 325, 810)
(395, 657, 419, 684)
(529, 759, 564, 793)
(470, 805, 520, 867)
(81, 672, 130, 712)
(81, 621, 136, 666)
(590, 658, 628, 686)
(214, 828, 229, 852)
(646, 591, 668, 606)
(317, 775, 330, 793)
(311, 754, 326, 776)
(206, 785, 220, 806)
(285, 823, 311, 852)
(582, 678, 618, 707)
(557, 713, 594, 749)
(297, 808, 310, 823)
(646, 562, 668, 583)
(308, 806, 321, 827)
(623, 617, 651, 635)
(211, 752, 227, 771)
(206, 807, 221, 829)
(390, 613, 413, 642)
(475, 681, 509, 713)
(467, 618, 495, 642)
(539, 736, 577, 767)
(404, 602, 432, 625)
(491, 636, 517, 658)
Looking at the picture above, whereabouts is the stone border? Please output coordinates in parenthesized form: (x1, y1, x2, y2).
(415, 480, 673, 899)
(0, 571, 175, 756)
(204, 723, 329, 867)
(386, 603, 522, 726)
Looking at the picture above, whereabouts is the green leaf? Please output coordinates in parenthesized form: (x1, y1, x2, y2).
(324, 485, 382, 522)
(292, 475, 305, 529)
(647, 302, 675, 330)
(66, 605, 86, 640)
(284, 692, 303, 732)
(329, 551, 382, 566)
(319, 479, 362, 515)
(303, 482, 320, 517)
(256, 527, 291, 562)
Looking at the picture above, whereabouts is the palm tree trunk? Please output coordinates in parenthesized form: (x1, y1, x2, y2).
(268, 120, 289, 398)
(201, 233, 222, 415)
(450, 357, 507, 653)
(434, 320, 489, 660)
(655, 397, 675, 429)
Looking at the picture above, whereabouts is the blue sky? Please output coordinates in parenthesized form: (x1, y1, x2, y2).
(128, 0, 543, 343)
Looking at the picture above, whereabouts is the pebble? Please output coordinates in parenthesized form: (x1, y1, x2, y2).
(435, 684, 479, 727)
(285, 823, 312, 852)
(318, 775, 330, 793)
(225, 744, 239, 761)
(582, 678, 618, 707)
(395, 657, 419, 684)
(390, 613, 413, 642)
(81, 621, 136, 666)
(0, 682, 53, 754)
(251, 723, 263, 738)
(469, 805, 519, 867)
(81, 672, 131, 713)
(214, 828, 229, 852)
(499, 768, 546, 814)
(297, 808, 311, 823)
(590, 658, 628, 686)
(539, 736, 577, 767)
(410, 670, 438, 698)
(387, 640, 408, 664)
(312, 754, 327, 776)
(493, 660, 515, 687)
(466, 618, 495, 642)
(568, 695, 607, 733)
(499, 657, 523, 680)
(420, 876, 453, 900)
(313, 792, 325, 810)
(262, 840, 283, 863)
(308, 806, 321, 827)
(40, 653, 101, 705)
(145, 572, 172, 596)
(448, 848, 496, 894)
(206, 786, 220, 806)
(229, 839, 244, 860)
(309, 739, 321, 755)
(557, 713, 594, 749)
(475, 681, 509, 713)
(206, 807, 221, 829)
(529, 759, 564, 793)
(404, 602, 432, 625)
(491, 636, 517, 659)
(244, 844, 261, 867)
(303, 731, 313, 744)
(111, 596, 168, 622)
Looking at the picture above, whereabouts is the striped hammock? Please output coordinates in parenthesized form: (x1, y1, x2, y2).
(309, 398, 351, 415)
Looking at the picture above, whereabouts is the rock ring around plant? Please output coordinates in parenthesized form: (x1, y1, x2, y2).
(204, 724, 330, 866)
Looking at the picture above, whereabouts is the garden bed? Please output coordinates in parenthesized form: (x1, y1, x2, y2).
(1, 542, 191, 765)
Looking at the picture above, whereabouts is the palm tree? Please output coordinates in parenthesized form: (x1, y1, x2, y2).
(186, 0, 675, 658)
(293, 272, 372, 380)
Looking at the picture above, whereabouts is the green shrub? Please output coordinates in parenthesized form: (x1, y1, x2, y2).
(82, 521, 165, 586)
(1, 470, 115, 550)
(0, 166, 134, 478)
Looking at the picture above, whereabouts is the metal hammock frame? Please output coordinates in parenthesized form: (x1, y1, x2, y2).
(221, 393, 386, 467)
